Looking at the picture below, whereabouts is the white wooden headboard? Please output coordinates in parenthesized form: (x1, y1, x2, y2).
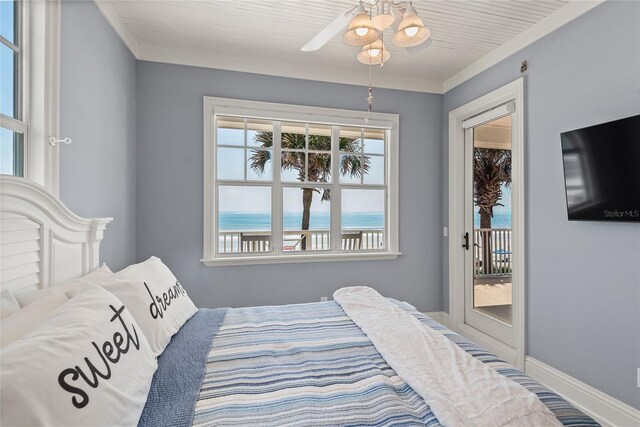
(0, 176, 112, 294)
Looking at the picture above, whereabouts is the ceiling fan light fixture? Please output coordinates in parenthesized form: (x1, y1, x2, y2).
(392, 5, 431, 48)
(344, 9, 379, 46)
(357, 40, 390, 65)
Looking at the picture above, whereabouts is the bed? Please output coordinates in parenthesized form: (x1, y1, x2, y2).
(0, 176, 599, 427)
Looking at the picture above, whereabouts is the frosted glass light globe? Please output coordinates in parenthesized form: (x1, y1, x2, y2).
(404, 26, 419, 37)
(357, 40, 390, 65)
(344, 7, 379, 46)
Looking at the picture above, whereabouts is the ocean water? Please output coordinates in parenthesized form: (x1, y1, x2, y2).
(219, 211, 510, 231)
(219, 212, 384, 231)
(474, 212, 512, 228)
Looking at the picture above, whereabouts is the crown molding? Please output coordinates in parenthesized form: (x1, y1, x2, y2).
(91, 0, 605, 95)
(93, 0, 139, 57)
(442, 0, 605, 93)
(136, 43, 444, 94)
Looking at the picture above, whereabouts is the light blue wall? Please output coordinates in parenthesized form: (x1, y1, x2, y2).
(442, 1, 640, 408)
(135, 61, 443, 312)
(59, 0, 137, 270)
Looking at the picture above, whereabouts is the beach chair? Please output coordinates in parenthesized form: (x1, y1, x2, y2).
(282, 234, 306, 251)
(341, 232, 363, 250)
(240, 233, 270, 252)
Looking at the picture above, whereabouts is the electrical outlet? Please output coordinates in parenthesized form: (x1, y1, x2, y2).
(443, 227, 448, 237)
(637, 368, 640, 388)
(320, 296, 328, 302)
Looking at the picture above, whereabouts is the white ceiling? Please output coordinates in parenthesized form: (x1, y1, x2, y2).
(96, 0, 598, 93)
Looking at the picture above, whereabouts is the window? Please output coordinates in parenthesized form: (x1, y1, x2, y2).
(203, 98, 399, 265)
(1, 0, 25, 176)
(0, 0, 60, 192)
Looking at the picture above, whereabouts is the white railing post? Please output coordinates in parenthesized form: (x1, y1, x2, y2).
(473, 228, 512, 277)
(218, 229, 385, 253)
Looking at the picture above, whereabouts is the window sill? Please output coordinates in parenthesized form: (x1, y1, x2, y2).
(201, 251, 402, 267)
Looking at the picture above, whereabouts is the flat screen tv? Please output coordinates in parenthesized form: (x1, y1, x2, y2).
(560, 114, 640, 222)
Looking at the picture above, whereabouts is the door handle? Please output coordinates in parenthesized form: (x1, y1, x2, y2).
(462, 232, 470, 250)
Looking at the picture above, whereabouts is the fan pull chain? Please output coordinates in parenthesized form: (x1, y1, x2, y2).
(380, 31, 385, 70)
(366, 58, 374, 123)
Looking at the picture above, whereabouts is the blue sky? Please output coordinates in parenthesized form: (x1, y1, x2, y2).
(1, 1, 17, 175)
(1, 0, 15, 118)
(0, 128, 15, 174)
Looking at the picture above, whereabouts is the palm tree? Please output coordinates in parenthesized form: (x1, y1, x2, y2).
(250, 131, 369, 250)
(473, 148, 511, 274)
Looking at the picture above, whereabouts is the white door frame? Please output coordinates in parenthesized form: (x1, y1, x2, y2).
(448, 78, 525, 369)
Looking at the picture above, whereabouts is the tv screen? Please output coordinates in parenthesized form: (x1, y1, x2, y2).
(561, 114, 640, 222)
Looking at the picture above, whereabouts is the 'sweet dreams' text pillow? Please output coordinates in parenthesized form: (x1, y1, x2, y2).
(102, 256, 198, 356)
(1, 285, 157, 427)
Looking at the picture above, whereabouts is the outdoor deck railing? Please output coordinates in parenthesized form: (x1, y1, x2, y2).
(218, 229, 385, 253)
(474, 228, 512, 276)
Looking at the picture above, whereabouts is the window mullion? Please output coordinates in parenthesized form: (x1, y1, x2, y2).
(243, 119, 247, 181)
(272, 121, 283, 254)
(360, 128, 364, 185)
(330, 125, 341, 252)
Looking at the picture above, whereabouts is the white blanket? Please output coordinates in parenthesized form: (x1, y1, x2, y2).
(333, 287, 561, 427)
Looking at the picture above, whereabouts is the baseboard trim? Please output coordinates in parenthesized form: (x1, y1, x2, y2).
(525, 357, 640, 427)
(421, 315, 639, 425)
(424, 311, 450, 328)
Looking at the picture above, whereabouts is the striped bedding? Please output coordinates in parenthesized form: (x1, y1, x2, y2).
(191, 300, 598, 426)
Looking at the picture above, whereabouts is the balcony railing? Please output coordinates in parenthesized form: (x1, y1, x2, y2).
(218, 229, 385, 253)
(473, 228, 512, 276)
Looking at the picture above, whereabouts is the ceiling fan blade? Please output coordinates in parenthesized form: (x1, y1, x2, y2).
(301, 6, 359, 52)
(405, 38, 432, 56)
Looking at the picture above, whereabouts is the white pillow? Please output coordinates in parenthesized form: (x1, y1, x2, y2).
(1, 287, 68, 348)
(1, 289, 20, 319)
(14, 264, 113, 307)
(1, 285, 157, 427)
(101, 256, 198, 356)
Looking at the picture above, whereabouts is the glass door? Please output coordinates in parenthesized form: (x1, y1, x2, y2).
(463, 113, 515, 346)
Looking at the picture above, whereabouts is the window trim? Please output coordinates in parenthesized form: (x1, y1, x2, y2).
(202, 97, 400, 266)
(0, 0, 60, 193)
(1, 0, 27, 177)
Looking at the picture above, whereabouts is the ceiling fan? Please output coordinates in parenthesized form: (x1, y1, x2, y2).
(301, 0, 432, 65)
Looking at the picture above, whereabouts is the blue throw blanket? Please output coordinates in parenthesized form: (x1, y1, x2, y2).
(138, 308, 228, 427)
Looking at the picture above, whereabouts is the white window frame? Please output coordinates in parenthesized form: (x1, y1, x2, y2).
(0, 0, 60, 193)
(202, 97, 400, 266)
